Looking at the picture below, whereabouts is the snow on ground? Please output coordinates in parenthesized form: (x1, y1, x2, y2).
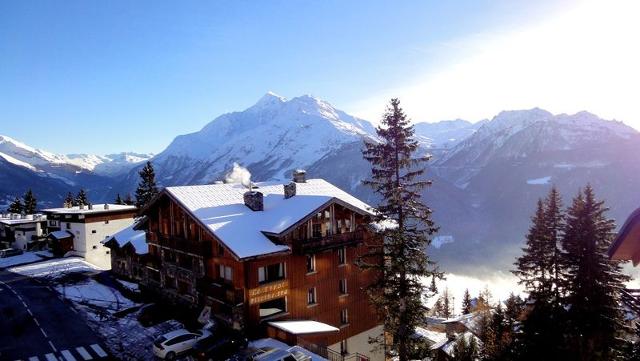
(0, 250, 52, 268)
(251, 338, 327, 361)
(526, 176, 552, 185)
(56, 278, 137, 311)
(8, 257, 99, 278)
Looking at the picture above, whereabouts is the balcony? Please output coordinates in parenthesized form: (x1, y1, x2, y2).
(293, 229, 364, 254)
(148, 232, 212, 257)
(198, 277, 245, 306)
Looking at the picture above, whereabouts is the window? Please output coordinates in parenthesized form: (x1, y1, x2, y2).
(339, 279, 348, 295)
(340, 309, 349, 325)
(219, 264, 233, 282)
(258, 262, 285, 284)
(306, 254, 316, 273)
(312, 224, 322, 238)
(91, 230, 97, 234)
(259, 297, 286, 318)
(338, 246, 346, 265)
(307, 287, 317, 305)
(66, 223, 71, 229)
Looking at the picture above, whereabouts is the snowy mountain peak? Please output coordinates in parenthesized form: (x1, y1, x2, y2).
(250, 91, 287, 111)
(151, 93, 377, 184)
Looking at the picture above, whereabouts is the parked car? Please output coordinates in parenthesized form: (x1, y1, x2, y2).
(137, 303, 171, 327)
(251, 348, 311, 361)
(153, 329, 211, 360)
(191, 329, 249, 361)
(0, 248, 23, 258)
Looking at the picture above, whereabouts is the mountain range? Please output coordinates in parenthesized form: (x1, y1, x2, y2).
(2, 94, 639, 273)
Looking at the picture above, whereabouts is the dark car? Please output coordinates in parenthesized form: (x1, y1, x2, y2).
(137, 303, 171, 327)
(191, 330, 249, 361)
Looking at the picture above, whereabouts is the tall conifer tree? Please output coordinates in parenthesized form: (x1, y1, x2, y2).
(75, 189, 88, 206)
(561, 186, 629, 359)
(115, 193, 124, 205)
(23, 189, 37, 214)
(461, 288, 473, 315)
(359, 98, 441, 361)
(135, 161, 159, 208)
(64, 192, 74, 207)
(8, 196, 24, 214)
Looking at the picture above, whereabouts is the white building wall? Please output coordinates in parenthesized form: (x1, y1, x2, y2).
(329, 325, 384, 361)
(65, 217, 135, 270)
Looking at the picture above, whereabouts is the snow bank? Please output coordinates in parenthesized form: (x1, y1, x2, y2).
(0, 251, 52, 268)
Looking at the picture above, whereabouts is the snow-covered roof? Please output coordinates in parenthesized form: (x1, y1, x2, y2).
(268, 320, 339, 335)
(43, 204, 136, 215)
(103, 223, 148, 255)
(414, 327, 447, 345)
(165, 179, 373, 259)
(48, 230, 74, 239)
(441, 312, 484, 335)
(431, 331, 481, 356)
(0, 214, 47, 225)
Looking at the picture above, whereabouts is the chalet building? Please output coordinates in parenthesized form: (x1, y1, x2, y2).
(609, 207, 640, 264)
(0, 213, 48, 250)
(121, 171, 383, 361)
(42, 204, 137, 269)
(102, 220, 149, 281)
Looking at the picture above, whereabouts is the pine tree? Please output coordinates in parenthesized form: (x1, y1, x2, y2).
(124, 193, 134, 206)
(75, 189, 88, 206)
(513, 199, 549, 299)
(442, 288, 453, 319)
(23, 189, 37, 214)
(561, 185, 629, 359)
(115, 193, 124, 205)
(429, 275, 438, 294)
(358, 98, 441, 361)
(503, 293, 523, 328)
(462, 288, 473, 315)
(64, 192, 74, 207)
(544, 187, 565, 305)
(135, 161, 159, 208)
(453, 335, 480, 361)
(8, 196, 24, 214)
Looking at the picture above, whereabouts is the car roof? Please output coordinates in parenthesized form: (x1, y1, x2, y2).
(163, 329, 197, 339)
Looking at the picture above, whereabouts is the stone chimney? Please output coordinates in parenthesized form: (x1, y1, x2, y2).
(88, 203, 93, 210)
(244, 191, 264, 211)
(79, 204, 85, 210)
(293, 169, 306, 183)
(284, 182, 296, 199)
(104, 204, 110, 210)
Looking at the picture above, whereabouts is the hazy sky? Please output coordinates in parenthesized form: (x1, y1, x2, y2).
(1, 0, 637, 155)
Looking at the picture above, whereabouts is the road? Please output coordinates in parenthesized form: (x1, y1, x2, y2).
(0, 269, 113, 361)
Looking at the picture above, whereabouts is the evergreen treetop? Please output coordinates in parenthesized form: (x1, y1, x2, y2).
(75, 189, 88, 206)
(8, 196, 24, 214)
(359, 98, 441, 361)
(135, 161, 159, 209)
(23, 189, 37, 214)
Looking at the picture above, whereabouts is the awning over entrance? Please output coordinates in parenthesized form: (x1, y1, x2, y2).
(268, 320, 339, 335)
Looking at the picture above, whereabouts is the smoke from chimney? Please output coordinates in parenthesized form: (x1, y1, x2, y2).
(224, 162, 252, 188)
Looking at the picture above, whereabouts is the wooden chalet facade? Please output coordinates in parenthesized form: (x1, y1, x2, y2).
(609, 207, 640, 264)
(131, 172, 383, 360)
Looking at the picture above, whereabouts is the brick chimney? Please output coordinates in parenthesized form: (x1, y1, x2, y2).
(284, 182, 296, 199)
(293, 169, 306, 183)
(244, 191, 264, 211)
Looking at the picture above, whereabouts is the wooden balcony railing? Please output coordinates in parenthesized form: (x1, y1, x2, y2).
(147, 232, 212, 257)
(293, 230, 364, 254)
(197, 277, 245, 306)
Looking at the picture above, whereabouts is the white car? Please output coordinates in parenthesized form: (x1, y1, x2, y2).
(153, 329, 211, 360)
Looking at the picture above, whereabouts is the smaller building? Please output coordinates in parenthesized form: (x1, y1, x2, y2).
(609, 207, 640, 264)
(0, 213, 48, 250)
(42, 203, 137, 269)
(102, 220, 149, 281)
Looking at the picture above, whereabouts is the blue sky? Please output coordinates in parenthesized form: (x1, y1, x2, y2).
(2, 0, 637, 154)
